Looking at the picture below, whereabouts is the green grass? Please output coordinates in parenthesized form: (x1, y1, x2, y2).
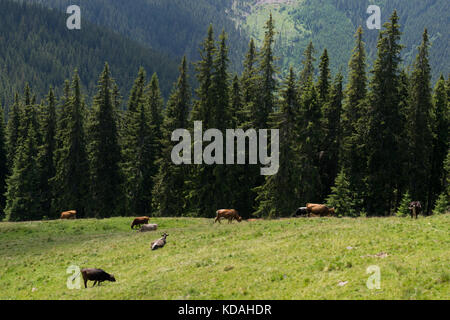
(0, 215, 449, 299)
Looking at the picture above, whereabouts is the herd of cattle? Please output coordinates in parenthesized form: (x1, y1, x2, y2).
(61, 202, 424, 288)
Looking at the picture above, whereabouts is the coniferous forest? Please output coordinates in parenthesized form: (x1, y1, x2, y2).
(0, 10, 449, 222)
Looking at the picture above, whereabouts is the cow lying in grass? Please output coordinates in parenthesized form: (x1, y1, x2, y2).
(139, 224, 158, 232)
(214, 209, 242, 224)
(60, 210, 76, 219)
(131, 216, 150, 229)
(81, 268, 116, 288)
(306, 203, 335, 217)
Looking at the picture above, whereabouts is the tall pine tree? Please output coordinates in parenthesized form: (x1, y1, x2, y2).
(338, 26, 368, 214)
(299, 41, 316, 91)
(52, 73, 90, 218)
(365, 11, 404, 215)
(153, 57, 191, 216)
(5, 87, 41, 221)
(320, 73, 343, 200)
(88, 63, 124, 218)
(428, 74, 449, 213)
(407, 29, 434, 213)
(6, 93, 21, 171)
(258, 14, 277, 127)
(254, 68, 301, 217)
(36, 88, 57, 218)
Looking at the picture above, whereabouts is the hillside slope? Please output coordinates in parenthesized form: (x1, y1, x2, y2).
(21, 0, 250, 72)
(0, 0, 179, 105)
(22, 0, 449, 81)
(0, 215, 448, 299)
(232, 0, 449, 80)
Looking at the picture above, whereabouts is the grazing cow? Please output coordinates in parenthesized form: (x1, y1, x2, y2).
(139, 224, 158, 232)
(214, 209, 242, 224)
(60, 210, 76, 219)
(294, 207, 308, 217)
(306, 204, 335, 217)
(151, 232, 168, 250)
(81, 268, 116, 288)
(409, 201, 422, 219)
(131, 216, 150, 229)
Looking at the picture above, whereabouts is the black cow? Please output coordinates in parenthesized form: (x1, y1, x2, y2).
(294, 207, 308, 217)
(81, 268, 116, 288)
(408, 201, 422, 219)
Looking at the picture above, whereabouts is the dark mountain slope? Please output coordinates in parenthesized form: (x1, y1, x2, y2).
(21, 0, 250, 72)
(0, 0, 179, 106)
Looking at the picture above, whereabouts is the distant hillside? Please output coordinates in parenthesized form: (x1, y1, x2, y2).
(0, 0, 179, 106)
(231, 0, 449, 81)
(21, 0, 250, 73)
(23, 0, 448, 82)
(8, 0, 449, 91)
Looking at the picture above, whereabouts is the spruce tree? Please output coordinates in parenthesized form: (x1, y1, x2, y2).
(317, 48, 331, 104)
(228, 74, 250, 213)
(338, 26, 367, 214)
(241, 39, 260, 124)
(88, 63, 124, 218)
(210, 30, 233, 209)
(0, 104, 7, 218)
(320, 73, 343, 200)
(190, 24, 216, 126)
(52, 73, 90, 218)
(6, 93, 21, 171)
(5, 91, 41, 221)
(153, 57, 191, 216)
(299, 41, 316, 91)
(396, 191, 412, 217)
(433, 149, 449, 214)
(365, 11, 404, 215)
(297, 80, 322, 204)
(236, 39, 262, 217)
(407, 29, 434, 213)
(36, 88, 57, 218)
(254, 68, 301, 217)
(429, 75, 449, 212)
(326, 169, 362, 217)
(122, 68, 147, 215)
(187, 28, 233, 216)
(211, 30, 231, 130)
(122, 69, 159, 216)
(257, 14, 277, 128)
(146, 73, 164, 163)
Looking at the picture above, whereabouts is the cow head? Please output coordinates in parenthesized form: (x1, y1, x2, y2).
(329, 208, 336, 216)
(109, 274, 116, 282)
(237, 215, 242, 222)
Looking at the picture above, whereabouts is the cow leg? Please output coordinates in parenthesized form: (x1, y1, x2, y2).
(92, 281, 97, 287)
(84, 279, 87, 289)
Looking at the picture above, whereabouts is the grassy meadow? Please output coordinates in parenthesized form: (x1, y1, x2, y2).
(0, 215, 449, 300)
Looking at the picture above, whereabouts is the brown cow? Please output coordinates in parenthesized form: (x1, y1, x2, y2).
(131, 216, 150, 229)
(306, 204, 335, 217)
(214, 209, 242, 224)
(60, 210, 76, 219)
